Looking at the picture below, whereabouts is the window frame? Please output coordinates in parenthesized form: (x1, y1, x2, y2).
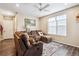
(48, 15, 67, 36)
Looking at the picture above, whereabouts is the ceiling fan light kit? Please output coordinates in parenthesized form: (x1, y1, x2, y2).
(34, 3, 50, 11)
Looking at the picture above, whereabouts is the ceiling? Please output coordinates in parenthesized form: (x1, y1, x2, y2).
(0, 3, 78, 17)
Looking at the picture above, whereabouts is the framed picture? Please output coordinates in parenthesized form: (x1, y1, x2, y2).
(24, 18, 36, 27)
(30, 19, 36, 26)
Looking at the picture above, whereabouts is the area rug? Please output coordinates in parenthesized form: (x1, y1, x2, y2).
(42, 42, 63, 56)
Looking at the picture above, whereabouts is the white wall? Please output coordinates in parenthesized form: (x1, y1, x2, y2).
(16, 13, 39, 31)
(39, 6, 79, 48)
(16, 14, 26, 31)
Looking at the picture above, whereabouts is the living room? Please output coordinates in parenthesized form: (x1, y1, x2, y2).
(0, 3, 79, 56)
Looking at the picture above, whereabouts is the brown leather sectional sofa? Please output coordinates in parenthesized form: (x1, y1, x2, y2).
(30, 30, 52, 43)
(14, 31, 43, 56)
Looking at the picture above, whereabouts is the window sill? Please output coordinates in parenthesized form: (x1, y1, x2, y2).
(48, 34, 66, 37)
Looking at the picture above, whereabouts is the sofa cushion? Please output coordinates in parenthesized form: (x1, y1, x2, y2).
(19, 38, 26, 52)
(20, 34, 31, 49)
(23, 33, 29, 40)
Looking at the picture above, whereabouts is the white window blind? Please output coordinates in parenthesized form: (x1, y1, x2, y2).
(48, 15, 66, 36)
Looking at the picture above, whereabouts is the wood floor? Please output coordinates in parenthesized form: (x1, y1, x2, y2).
(0, 39, 16, 56)
(0, 39, 79, 56)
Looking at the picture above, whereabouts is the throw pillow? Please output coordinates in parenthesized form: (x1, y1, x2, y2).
(20, 33, 31, 49)
(29, 37, 36, 45)
(38, 32, 43, 36)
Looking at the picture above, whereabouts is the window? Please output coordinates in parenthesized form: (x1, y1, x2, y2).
(48, 15, 66, 36)
(48, 17, 56, 34)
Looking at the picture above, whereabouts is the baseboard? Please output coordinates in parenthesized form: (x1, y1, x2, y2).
(4, 38, 14, 40)
(0, 38, 14, 42)
(53, 40, 79, 48)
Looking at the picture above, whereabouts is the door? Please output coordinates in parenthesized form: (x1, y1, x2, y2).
(3, 19, 14, 39)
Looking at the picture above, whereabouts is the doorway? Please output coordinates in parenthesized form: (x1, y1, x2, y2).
(3, 18, 14, 39)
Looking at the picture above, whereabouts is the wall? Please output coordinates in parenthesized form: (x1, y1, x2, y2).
(0, 15, 3, 41)
(16, 13, 39, 31)
(16, 14, 26, 31)
(0, 12, 39, 40)
(0, 15, 3, 24)
(39, 6, 79, 48)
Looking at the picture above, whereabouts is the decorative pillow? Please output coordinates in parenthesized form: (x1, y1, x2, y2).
(23, 33, 29, 40)
(20, 33, 31, 48)
(38, 32, 43, 36)
(29, 37, 36, 45)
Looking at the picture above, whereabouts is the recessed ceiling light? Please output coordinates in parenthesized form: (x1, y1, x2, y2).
(16, 4, 20, 7)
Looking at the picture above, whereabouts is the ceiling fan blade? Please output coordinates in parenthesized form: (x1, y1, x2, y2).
(40, 4, 49, 11)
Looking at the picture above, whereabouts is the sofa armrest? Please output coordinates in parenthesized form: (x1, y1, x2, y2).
(24, 42, 43, 56)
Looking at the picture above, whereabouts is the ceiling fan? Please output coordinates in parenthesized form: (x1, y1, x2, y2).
(34, 3, 50, 11)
